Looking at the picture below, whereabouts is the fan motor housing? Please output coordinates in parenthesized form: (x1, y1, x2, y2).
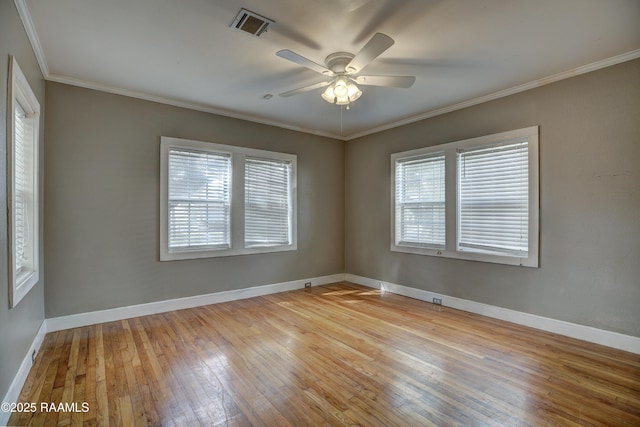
(325, 52, 355, 73)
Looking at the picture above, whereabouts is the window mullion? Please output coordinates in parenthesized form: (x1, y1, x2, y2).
(232, 152, 245, 251)
(445, 146, 457, 254)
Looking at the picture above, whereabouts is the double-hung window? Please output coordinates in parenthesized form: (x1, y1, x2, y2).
(8, 57, 40, 307)
(160, 137, 296, 260)
(391, 126, 539, 267)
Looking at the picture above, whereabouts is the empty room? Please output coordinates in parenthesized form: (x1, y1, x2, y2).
(1, 0, 639, 425)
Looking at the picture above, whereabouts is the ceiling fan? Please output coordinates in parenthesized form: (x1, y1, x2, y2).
(276, 33, 415, 108)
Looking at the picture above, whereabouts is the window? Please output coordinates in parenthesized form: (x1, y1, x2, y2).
(458, 141, 529, 257)
(8, 57, 40, 307)
(244, 157, 293, 248)
(160, 137, 297, 260)
(391, 126, 539, 267)
(394, 153, 445, 248)
(168, 149, 231, 251)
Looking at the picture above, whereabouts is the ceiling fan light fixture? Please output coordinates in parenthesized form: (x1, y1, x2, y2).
(276, 33, 415, 108)
(333, 77, 349, 97)
(335, 95, 350, 105)
(321, 77, 362, 105)
(347, 82, 362, 102)
(321, 85, 336, 103)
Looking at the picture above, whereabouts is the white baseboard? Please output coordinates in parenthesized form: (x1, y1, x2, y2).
(0, 320, 47, 427)
(2, 274, 342, 422)
(46, 272, 640, 352)
(4, 271, 638, 426)
(47, 274, 345, 332)
(344, 274, 640, 355)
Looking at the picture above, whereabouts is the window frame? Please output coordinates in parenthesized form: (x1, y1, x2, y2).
(160, 136, 297, 261)
(391, 126, 539, 267)
(7, 56, 41, 307)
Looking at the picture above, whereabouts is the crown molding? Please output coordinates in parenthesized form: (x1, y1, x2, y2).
(13, 0, 49, 77)
(46, 74, 344, 140)
(47, 48, 640, 142)
(14, 0, 343, 141)
(12, 0, 640, 142)
(344, 49, 640, 140)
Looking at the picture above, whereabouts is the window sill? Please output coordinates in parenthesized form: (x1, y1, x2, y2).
(161, 244, 297, 261)
(390, 244, 538, 268)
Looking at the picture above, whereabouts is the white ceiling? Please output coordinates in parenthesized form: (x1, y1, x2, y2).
(21, 0, 640, 140)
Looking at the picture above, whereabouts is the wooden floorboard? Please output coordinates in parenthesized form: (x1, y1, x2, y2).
(9, 282, 640, 426)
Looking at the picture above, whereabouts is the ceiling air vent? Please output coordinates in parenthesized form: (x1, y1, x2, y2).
(230, 9, 274, 38)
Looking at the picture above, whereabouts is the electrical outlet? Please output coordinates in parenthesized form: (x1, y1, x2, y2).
(432, 297, 442, 305)
(304, 282, 311, 288)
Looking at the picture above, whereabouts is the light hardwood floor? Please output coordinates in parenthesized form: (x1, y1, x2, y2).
(9, 282, 640, 426)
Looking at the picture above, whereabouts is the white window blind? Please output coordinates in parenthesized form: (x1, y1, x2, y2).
(457, 141, 529, 256)
(168, 149, 231, 251)
(244, 157, 292, 247)
(14, 102, 35, 278)
(395, 153, 446, 248)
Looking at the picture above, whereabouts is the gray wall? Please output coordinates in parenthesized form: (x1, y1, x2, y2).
(0, 0, 46, 398)
(346, 59, 640, 337)
(44, 82, 345, 317)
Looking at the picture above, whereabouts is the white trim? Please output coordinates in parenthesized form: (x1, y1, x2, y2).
(344, 274, 640, 355)
(390, 126, 539, 267)
(10, 0, 640, 141)
(159, 137, 298, 261)
(0, 321, 47, 427)
(42, 54, 640, 143)
(3, 272, 639, 422)
(13, 0, 49, 77)
(345, 49, 640, 140)
(8, 56, 41, 308)
(46, 74, 344, 140)
(46, 48, 640, 142)
(43, 273, 640, 353)
(47, 274, 344, 332)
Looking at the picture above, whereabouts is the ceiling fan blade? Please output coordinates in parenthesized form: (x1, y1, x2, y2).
(355, 75, 415, 88)
(279, 80, 331, 97)
(346, 33, 394, 73)
(276, 50, 334, 76)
